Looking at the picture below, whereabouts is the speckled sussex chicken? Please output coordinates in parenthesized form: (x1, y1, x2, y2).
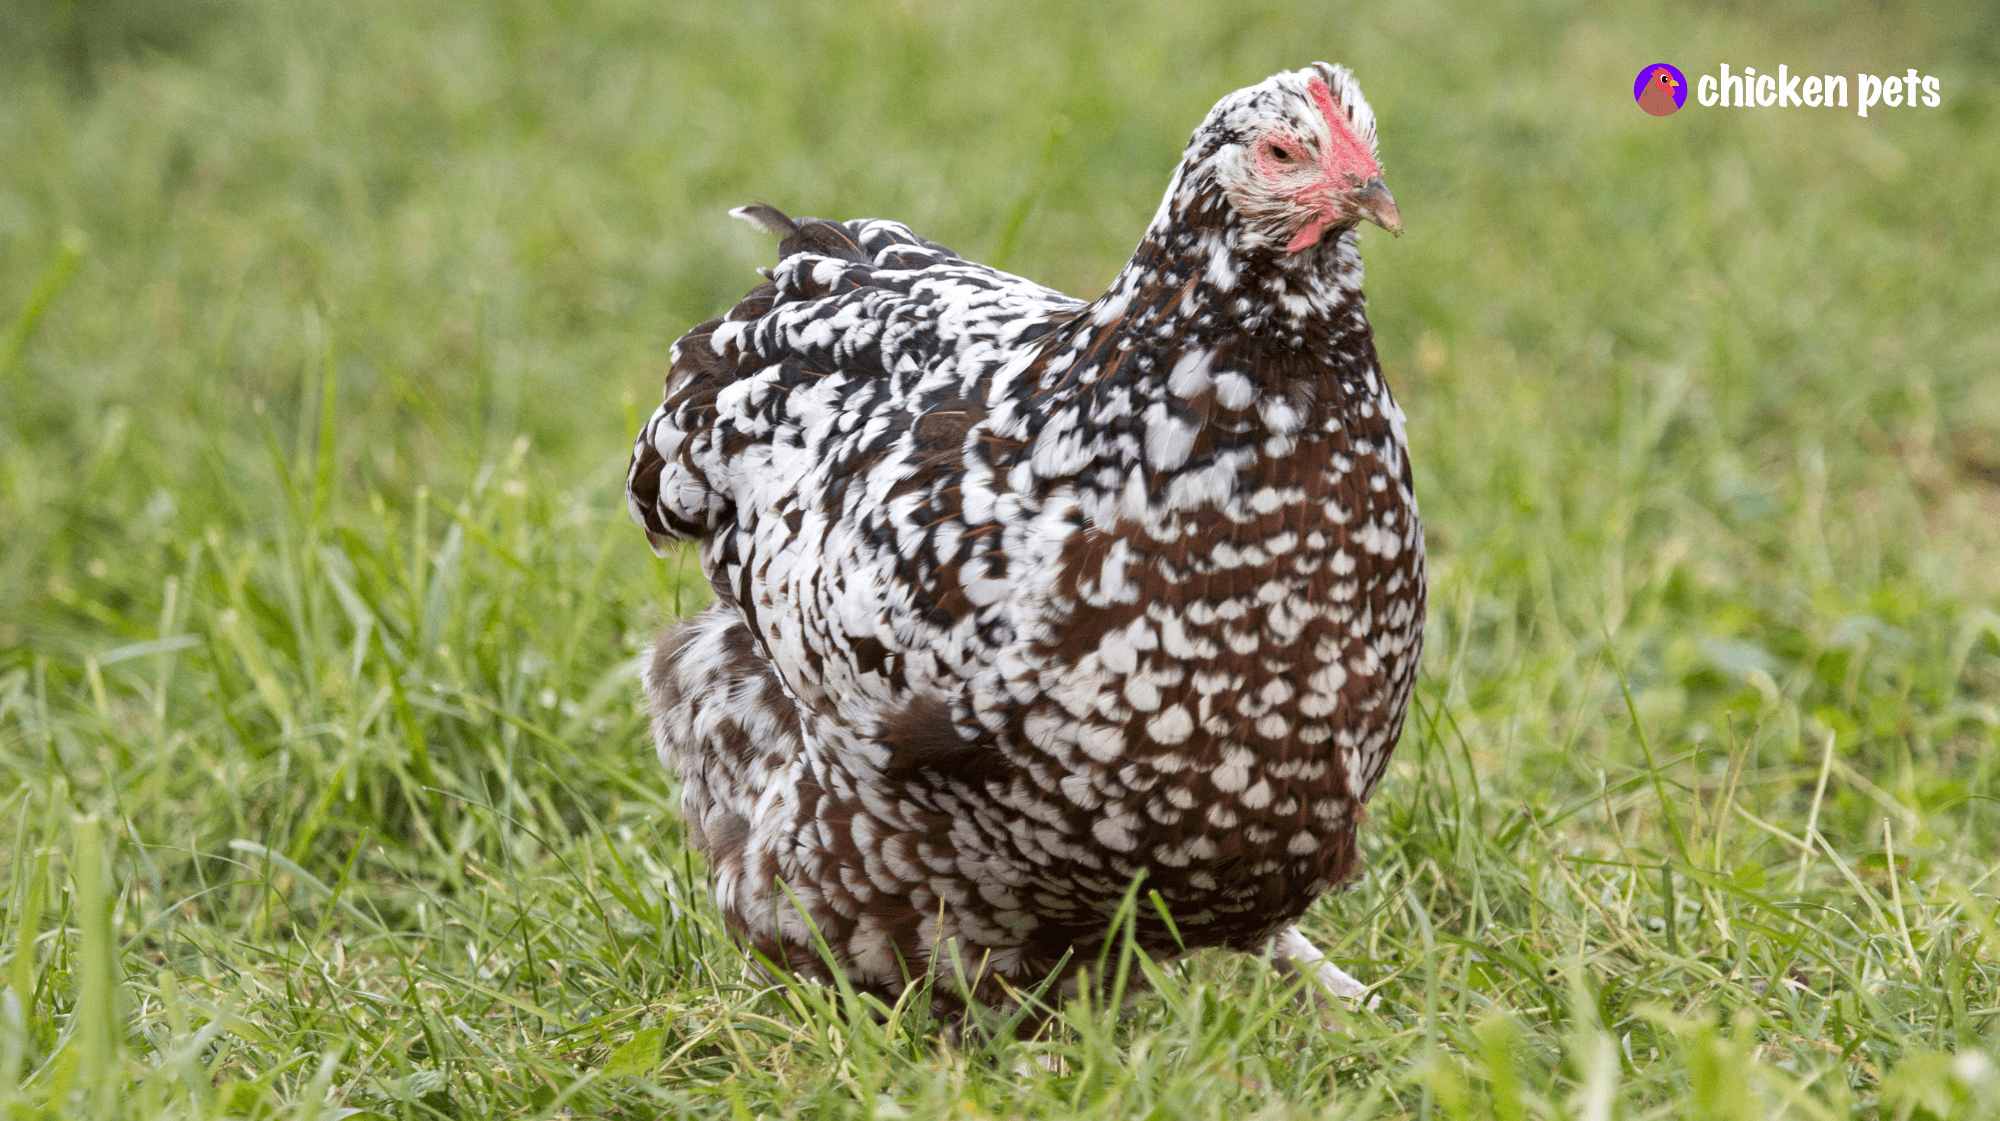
(627, 62, 1423, 1018)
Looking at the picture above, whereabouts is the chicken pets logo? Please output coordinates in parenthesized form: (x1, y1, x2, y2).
(1636, 63, 1943, 118)
(1635, 64, 1686, 115)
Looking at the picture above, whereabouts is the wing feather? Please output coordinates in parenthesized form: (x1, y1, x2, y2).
(627, 205, 1085, 752)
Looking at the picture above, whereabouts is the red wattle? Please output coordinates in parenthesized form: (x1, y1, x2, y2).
(1287, 217, 1329, 252)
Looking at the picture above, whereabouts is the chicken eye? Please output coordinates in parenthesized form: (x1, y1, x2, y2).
(1267, 143, 1294, 162)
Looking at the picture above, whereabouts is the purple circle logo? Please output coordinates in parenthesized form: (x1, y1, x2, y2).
(1635, 64, 1687, 115)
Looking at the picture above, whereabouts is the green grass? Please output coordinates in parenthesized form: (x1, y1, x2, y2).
(3, 0, 1999, 1116)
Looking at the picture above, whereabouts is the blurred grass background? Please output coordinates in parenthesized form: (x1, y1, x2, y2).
(2, 0, 1998, 1117)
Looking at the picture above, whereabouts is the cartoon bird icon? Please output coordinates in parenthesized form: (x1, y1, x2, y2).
(1639, 69, 1681, 116)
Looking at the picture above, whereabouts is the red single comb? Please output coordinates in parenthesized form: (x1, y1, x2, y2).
(1306, 76, 1381, 183)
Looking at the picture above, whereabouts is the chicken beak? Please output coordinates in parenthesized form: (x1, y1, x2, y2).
(1351, 176, 1402, 237)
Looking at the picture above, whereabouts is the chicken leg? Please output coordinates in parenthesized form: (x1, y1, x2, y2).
(1269, 925, 1379, 1010)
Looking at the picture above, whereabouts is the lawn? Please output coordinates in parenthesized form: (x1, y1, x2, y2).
(3, 0, 1999, 1117)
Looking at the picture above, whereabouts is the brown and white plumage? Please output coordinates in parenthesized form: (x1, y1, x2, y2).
(627, 62, 1423, 1018)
